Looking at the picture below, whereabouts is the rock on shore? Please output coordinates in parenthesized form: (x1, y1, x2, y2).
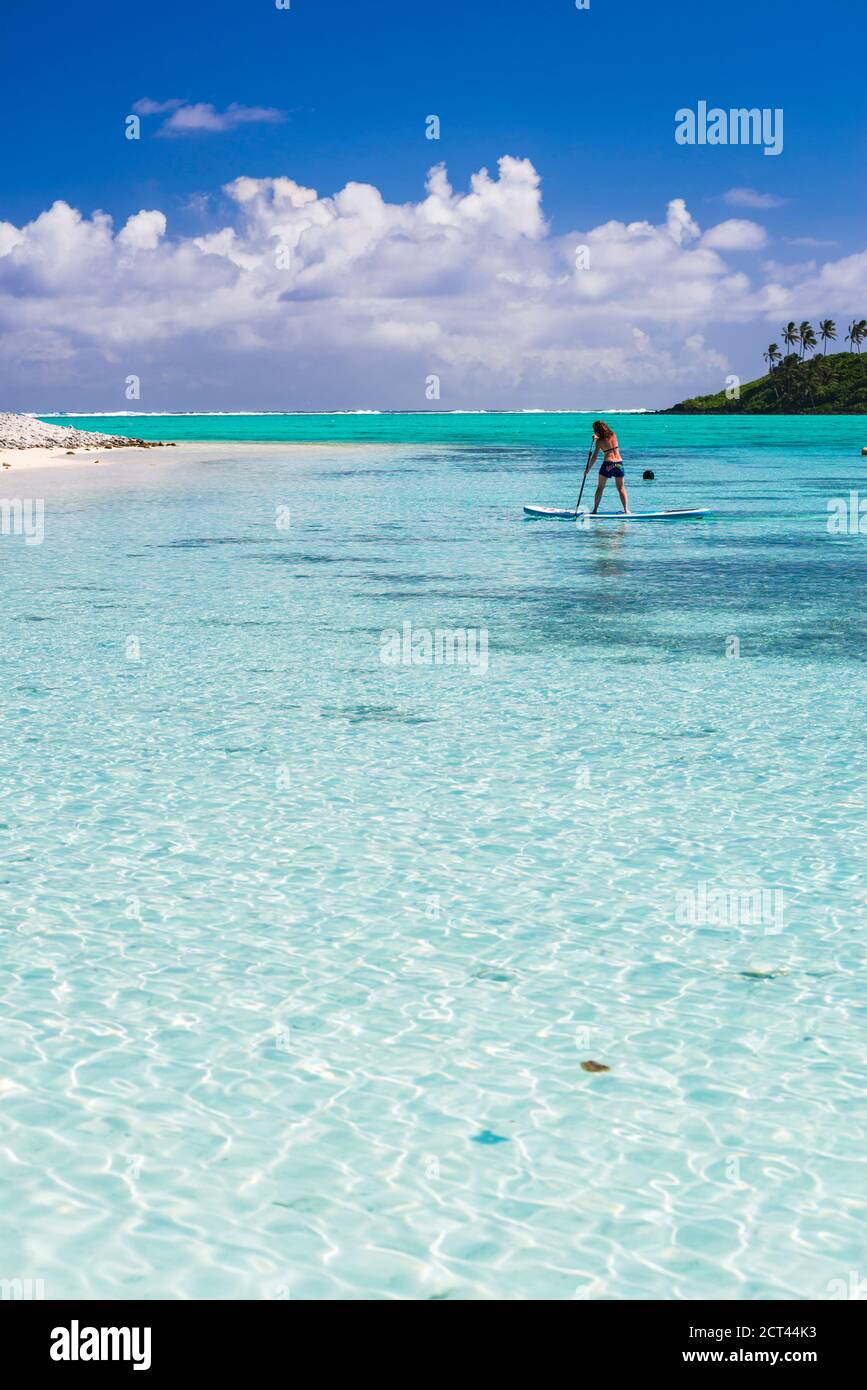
(0, 412, 168, 449)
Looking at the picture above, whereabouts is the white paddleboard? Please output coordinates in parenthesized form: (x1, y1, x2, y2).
(523, 505, 709, 521)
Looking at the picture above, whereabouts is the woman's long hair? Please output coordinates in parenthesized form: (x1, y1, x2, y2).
(592, 419, 614, 441)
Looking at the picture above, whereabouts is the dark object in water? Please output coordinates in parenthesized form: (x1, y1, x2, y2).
(472, 1129, 509, 1144)
(642, 469, 655, 480)
(581, 1060, 610, 1073)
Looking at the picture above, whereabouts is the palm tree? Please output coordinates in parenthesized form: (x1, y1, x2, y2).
(763, 343, 781, 372)
(763, 344, 783, 400)
(844, 320, 866, 353)
(782, 322, 800, 355)
(819, 319, 837, 354)
(798, 321, 816, 359)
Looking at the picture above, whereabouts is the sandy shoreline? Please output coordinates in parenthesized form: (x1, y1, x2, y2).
(0, 443, 182, 472)
(0, 439, 384, 471)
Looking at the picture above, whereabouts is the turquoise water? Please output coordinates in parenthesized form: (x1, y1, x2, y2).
(39, 408, 867, 452)
(3, 413, 867, 1300)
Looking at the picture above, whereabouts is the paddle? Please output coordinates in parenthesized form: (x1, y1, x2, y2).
(574, 438, 595, 514)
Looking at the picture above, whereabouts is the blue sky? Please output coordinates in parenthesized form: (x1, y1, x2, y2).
(2, 0, 865, 409)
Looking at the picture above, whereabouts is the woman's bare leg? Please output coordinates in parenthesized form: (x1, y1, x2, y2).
(591, 475, 607, 513)
(615, 477, 629, 513)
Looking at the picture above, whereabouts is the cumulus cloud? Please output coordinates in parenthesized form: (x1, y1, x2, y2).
(701, 219, 767, 251)
(117, 210, 167, 252)
(665, 198, 701, 246)
(0, 222, 24, 257)
(723, 187, 787, 209)
(0, 156, 863, 408)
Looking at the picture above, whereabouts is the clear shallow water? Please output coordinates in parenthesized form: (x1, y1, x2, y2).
(3, 414, 867, 1300)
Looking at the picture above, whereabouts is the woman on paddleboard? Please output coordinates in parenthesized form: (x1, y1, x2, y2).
(586, 420, 629, 515)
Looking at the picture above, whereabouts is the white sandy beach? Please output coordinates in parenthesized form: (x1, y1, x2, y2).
(0, 411, 177, 472)
(0, 413, 357, 471)
(0, 440, 351, 472)
(0, 444, 171, 472)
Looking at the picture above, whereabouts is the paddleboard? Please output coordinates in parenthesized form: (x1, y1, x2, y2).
(523, 506, 709, 521)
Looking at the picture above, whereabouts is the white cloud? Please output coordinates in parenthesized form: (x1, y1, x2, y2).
(0, 222, 24, 257)
(761, 258, 818, 284)
(799, 248, 867, 299)
(701, 219, 767, 251)
(723, 187, 787, 209)
(0, 157, 864, 408)
(131, 98, 286, 135)
(785, 235, 837, 249)
(117, 210, 167, 252)
(665, 198, 701, 246)
(132, 97, 185, 116)
(158, 102, 285, 135)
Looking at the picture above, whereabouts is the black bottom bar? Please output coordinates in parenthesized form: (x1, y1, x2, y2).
(5, 1299, 859, 1374)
